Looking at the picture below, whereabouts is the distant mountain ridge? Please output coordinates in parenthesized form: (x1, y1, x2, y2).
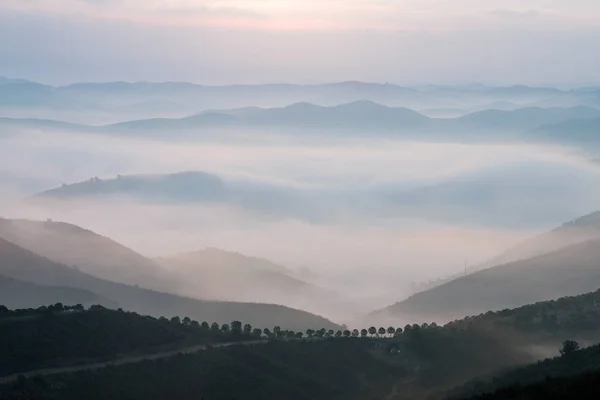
(3, 101, 600, 143)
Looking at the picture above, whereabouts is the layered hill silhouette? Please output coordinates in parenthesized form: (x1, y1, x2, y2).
(34, 172, 227, 203)
(0, 218, 177, 291)
(156, 248, 344, 316)
(0, 274, 116, 310)
(0, 237, 339, 331)
(4, 101, 600, 145)
(376, 211, 600, 321)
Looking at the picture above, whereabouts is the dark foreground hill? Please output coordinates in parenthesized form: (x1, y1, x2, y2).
(0, 305, 249, 376)
(5, 287, 600, 400)
(450, 343, 600, 399)
(0, 237, 339, 331)
(0, 340, 404, 400)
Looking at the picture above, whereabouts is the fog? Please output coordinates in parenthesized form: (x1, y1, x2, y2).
(3, 118, 600, 322)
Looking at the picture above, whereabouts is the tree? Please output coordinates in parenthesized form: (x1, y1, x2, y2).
(230, 321, 242, 335)
(190, 320, 200, 329)
(211, 322, 220, 332)
(335, 330, 343, 338)
(404, 324, 412, 333)
(361, 329, 368, 338)
(306, 329, 315, 337)
(421, 323, 429, 329)
(170, 316, 181, 324)
(252, 328, 263, 337)
(560, 340, 580, 356)
(378, 327, 386, 337)
(343, 330, 351, 338)
(395, 327, 403, 336)
(387, 327, 395, 337)
(328, 329, 335, 337)
(182, 317, 191, 326)
(221, 323, 230, 334)
(273, 326, 282, 337)
(316, 328, 325, 338)
(368, 327, 376, 337)
(352, 329, 359, 337)
(243, 324, 252, 336)
(295, 332, 304, 339)
(286, 330, 296, 339)
(263, 328, 272, 337)
(201, 321, 210, 330)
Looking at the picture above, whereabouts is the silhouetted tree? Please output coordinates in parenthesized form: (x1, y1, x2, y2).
(243, 324, 252, 336)
(182, 317, 191, 326)
(387, 327, 395, 337)
(273, 326, 282, 337)
(560, 340, 580, 356)
(352, 329, 359, 337)
(361, 329, 368, 338)
(252, 328, 263, 337)
(201, 321, 210, 330)
(395, 327, 403, 336)
(221, 323, 230, 334)
(230, 321, 242, 335)
(335, 330, 342, 338)
(368, 327, 376, 337)
(378, 327, 386, 337)
(328, 329, 335, 337)
(211, 322, 220, 332)
(263, 328, 272, 337)
(190, 320, 200, 329)
(421, 323, 429, 329)
(295, 332, 304, 339)
(404, 324, 412, 333)
(343, 330, 351, 338)
(171, 316, 181, 324)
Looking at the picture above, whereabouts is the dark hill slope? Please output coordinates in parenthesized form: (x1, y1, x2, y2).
(377, 238, 600, 321)
(0, 275, 115, 309)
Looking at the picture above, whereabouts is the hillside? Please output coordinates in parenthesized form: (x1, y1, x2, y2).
(34, 172, 226, 203)
(0, 305, 271, 377)
(0, 237, 339, 331)
(0, 275, 115, 309)
(533, 117, 600, 145)
(156, 248, 336, 305)
(483, 210, 600, 268)
(0, 218, 176, 291)
(376, 238, 600, 322)
(450, 343, 600, 399)
(0, 340, 404, 400)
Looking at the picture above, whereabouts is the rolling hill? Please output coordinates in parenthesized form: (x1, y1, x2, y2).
(483, 210, 600, 267)
(0, 237, 339, 331)
(376, 238, 600, 322)
(34, 172, 227, 203)
(156, 248, 343, 316)
(0, 218, 176, 291)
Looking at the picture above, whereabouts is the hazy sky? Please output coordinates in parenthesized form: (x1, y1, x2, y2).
(1, 0, 600, 84)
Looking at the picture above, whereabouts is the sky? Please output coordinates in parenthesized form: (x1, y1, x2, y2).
(1, 0, 600, 84)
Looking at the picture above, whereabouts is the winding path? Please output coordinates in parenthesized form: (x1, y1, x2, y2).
(0, 340, 266, 385)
